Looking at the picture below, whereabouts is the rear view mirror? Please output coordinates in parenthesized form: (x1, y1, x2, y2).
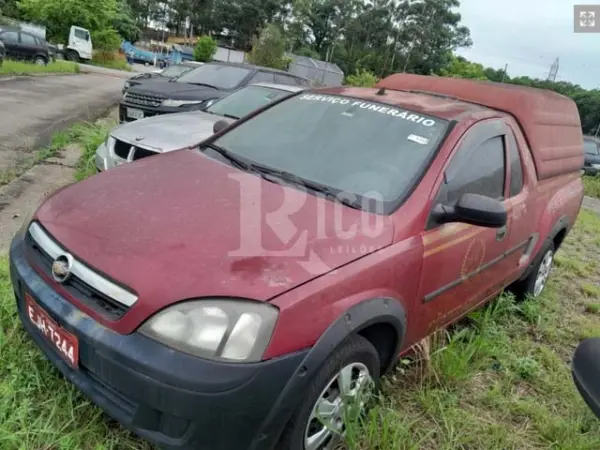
(213, 119, 232, 134)
(573, 338, 600, 419)
(432, 193, 507, 228)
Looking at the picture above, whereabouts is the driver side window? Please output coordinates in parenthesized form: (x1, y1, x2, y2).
(429, 124, 507, 228)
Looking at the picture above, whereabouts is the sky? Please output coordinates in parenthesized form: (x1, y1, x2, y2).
(455, 0, 599, 89)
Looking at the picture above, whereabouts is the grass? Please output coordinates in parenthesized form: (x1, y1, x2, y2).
(90, 52, 132, 72)
(0, 60, 80, 76)
(0, 151, 599, 448)
(583, 175, 600, 199)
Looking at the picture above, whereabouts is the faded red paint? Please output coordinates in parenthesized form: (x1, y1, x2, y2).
(29, 78, 584, 361)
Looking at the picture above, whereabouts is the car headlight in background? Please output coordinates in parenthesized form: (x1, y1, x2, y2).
(204, 99, 217, 108)
(161, 99, 206, 107)
(123, 81, 131, 90)
(105, 135, 116, 153)
(139, 299, 279, 362)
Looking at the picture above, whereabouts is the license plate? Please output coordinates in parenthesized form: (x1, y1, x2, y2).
(25, 294, 79, 368)
(127, 108, 144, 120)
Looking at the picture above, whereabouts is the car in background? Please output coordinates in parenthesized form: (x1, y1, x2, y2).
(0, 40, 5, 66)
(119, 61, 310, 122)
(123, 61, 204, 93)
(0, 26, 49, 65)
(98, 83, 303, 171)
(584, 136, 600, 176)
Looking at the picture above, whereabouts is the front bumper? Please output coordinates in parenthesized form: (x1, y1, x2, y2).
(10, 233, 308, 450)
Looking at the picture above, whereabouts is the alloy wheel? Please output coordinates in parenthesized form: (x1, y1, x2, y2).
(534, 249, 554, 297)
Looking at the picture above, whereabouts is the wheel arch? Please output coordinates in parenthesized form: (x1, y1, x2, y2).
(250, 296, 407, 450)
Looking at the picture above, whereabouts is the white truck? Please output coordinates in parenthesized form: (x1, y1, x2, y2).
(0, 16, 93, 62)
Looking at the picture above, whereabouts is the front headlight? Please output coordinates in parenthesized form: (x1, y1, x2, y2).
(105, 135, 116, 154)
(161, 99, 205, 107)
(124, 81, 131, 90)
(139, 299, 279, 362)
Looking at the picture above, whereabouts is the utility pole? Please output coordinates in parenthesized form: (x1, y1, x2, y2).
(546, 57, 559, 82)
(500, 63, 508, 82)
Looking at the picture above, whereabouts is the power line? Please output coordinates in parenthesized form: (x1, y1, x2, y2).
(546, 57, 559, 82)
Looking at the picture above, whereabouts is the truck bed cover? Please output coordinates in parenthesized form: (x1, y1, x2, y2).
(377, 74, 584, 180)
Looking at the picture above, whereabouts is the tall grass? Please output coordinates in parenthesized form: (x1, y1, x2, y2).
(583, 175, 600, 198)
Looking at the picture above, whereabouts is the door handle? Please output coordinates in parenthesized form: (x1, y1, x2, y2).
(496, 225, 507, 241)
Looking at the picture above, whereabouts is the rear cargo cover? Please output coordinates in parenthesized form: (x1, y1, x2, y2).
(377, 74, 584, 180)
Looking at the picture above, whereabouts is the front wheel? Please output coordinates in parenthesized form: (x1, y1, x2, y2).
(66, 50, 79, 62)
(276, 334, 380, 450)
(33, 56, 46, 66)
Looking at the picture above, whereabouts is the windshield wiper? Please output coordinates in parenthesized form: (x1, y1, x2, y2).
(219, 113, 239, 120)
(188, 82, 218, 89)
(247, 163, 363, 210)
(203, 144, 252, 172)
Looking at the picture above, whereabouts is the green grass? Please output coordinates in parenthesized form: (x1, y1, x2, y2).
(583, 175, 600, 199)
(0, 175, 599, 447)
(69, 121, 115, 181)
(89, 58, 132, 72)
(0, 60, 80, 75)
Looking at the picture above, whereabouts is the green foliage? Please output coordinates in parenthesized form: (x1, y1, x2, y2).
(18, 0, 118, 44)
(344, 69, 378, 87)
(584, 176, 600, 199)
(247, 24, 288, 70)
(90, 28, 121, 51)
(193, 35, 217, 62)
(439, 55, 488, 80)
(112, 0, 139, 43)
(90, 51, 131, 71)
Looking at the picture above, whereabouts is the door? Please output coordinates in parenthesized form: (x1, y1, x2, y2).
(418, 119, 511, 333)
(18, 32, 39, 61)
(0, 30, 21, 59)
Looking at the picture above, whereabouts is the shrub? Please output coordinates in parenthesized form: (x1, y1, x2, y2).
(247, 24, 288, 70)
(91, 28, 122, 52)
(194, 36, 217, 62)
(344, 69, 378, 87)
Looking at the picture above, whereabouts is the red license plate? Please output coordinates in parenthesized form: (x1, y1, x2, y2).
(25, 294, 79, 368)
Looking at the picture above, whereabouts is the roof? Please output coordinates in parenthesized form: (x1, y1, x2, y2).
(288, 54, 344, 75)
(207, 61, 310, 80)
(249, 82, 305, 93)
(312, 86, 485, 121)
(375, 74, 584, 180)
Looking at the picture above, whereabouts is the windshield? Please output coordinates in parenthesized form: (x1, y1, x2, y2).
(161, 65, 193, 78)
(176, 64, 251, 89)
(212, 93, 448, 212)
(206, 86, 293, 119)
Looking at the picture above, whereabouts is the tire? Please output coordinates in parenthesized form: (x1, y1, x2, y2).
(33, 56, 47, 66)
(66, 50, 79, 62)
(276, 334, 380, 450)
(510, 241, 555, 300)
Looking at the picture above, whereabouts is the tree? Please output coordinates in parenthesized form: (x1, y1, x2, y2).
(18, 0, 118, 43)
(439, 55, 487, 79)
(344, 69, 378, 87)
(247, 24, 288, 69)
(91, 28, 122, 50)
(193, 35, 217, 62)
(113, 0, 140, 42)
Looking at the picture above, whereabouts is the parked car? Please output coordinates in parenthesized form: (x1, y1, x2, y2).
(0, 26, 49, 65)
(123, 61, 204, 93)
(0, 27, 50, 65)
(119, 61, 310, 122)
(97, 83, 303, 172)
(573, 337, 600, 419)
(10, 74, 584, 450)
(583, 136, 600, 176)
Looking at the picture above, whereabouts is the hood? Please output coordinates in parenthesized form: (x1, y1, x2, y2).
(129, 79, 224, 100)
(35, 150, 394, 333)
(111, 111, 224, 152)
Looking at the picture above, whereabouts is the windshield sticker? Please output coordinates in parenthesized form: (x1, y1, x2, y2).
(407, 134, 430, 145)
(298, 94, 437, 127)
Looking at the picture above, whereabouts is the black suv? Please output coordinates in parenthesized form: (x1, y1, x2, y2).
(119, 61, 310, 122)
(584, 136, 600, 176)
(0, 27, 49, 65)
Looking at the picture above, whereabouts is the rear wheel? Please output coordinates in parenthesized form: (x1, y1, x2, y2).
(276, 334, 380, 450)
(66, 50, 79, 62)
(511, 241, 555, 300)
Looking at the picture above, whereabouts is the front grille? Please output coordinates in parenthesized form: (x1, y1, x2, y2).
(113, 139, 131, 159)
(25, 233, 129, 321)
(125, 92, 164, 108)
(133, 147, 158, 160)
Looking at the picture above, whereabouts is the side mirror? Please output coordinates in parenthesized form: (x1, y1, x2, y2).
(573, 338, 600, 419)
(213, 119, 232, 134)
(432, 193, 507, 228)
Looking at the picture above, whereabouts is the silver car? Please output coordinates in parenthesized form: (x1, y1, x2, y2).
(95, 83, 304, 172)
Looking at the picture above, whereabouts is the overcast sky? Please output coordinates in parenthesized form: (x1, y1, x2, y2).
(455, 0, 599, 89)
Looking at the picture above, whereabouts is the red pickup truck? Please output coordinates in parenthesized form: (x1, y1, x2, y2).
(10, 74, 584, 450)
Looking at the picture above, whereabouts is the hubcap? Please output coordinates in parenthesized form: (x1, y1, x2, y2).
(533, 250, 554, 297)
(304, 362, 372, 450)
